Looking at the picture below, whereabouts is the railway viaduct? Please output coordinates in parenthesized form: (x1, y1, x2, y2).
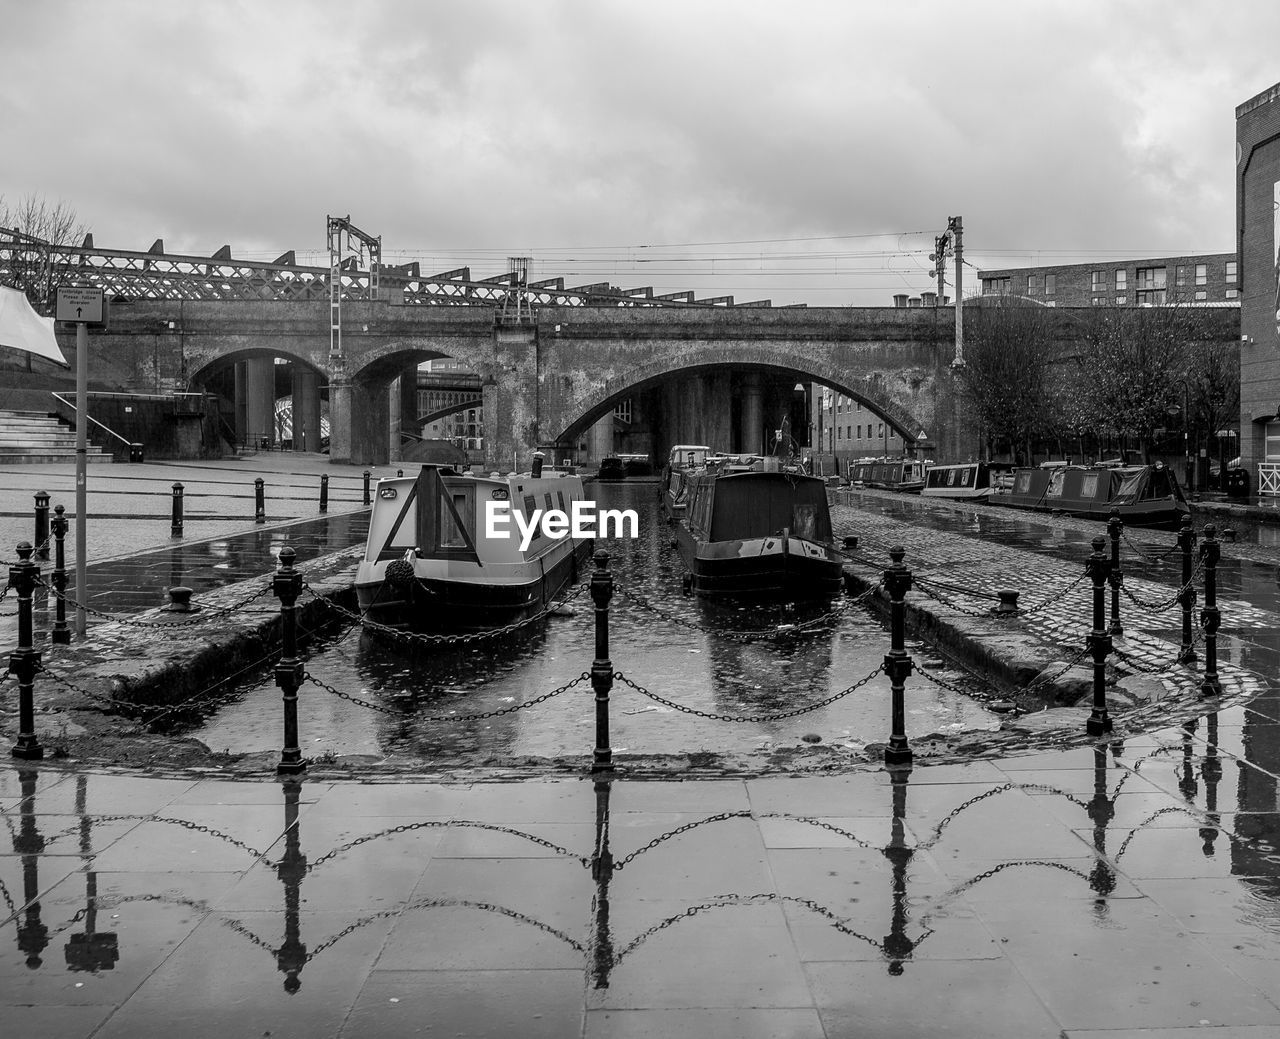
(59, 298, 1240, 469)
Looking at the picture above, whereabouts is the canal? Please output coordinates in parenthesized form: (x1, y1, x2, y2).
(191, 482, 999, 769)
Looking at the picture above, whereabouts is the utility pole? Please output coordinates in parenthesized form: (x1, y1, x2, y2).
(326, 215, 381, 363)
(929, 217, 965, 369)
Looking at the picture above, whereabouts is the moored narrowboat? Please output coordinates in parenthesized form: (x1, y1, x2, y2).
(922, 461, 994, 501)
(992, 462, 1189, 529)
(355, 464, 592, 631)
(674, 466, 843, 599)
(847, 457, 927, 493)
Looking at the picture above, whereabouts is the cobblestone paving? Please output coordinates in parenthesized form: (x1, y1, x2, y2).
(831, 490, 1271, 752)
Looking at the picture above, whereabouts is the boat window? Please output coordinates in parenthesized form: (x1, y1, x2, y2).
(1046, 470, 1067, 498)
(521, 494, 542, 543)
(792, 504, 818, 539)
(1079, 473, 1100, 499)
(959, 468, 971, 486)
(1015, 472, 1032, 494)
(1114, 472, 1144, 503)
(544, 492, 555, 513)
(948, 468, 958, 486)
(557, 490, 566, 513)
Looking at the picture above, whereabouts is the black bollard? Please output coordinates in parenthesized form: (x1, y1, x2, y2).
(1107, 508, 1123, 636)
(397, 468, 404, 478)
(590, 551, 614, 773)
(1177, 515, 1197, 664)
(1085, 534, 1113, 736)
(171, 482, 184, 538)
(255, 477, 266, 524)
(882, 546, 914, 767)
(318, 474, 329, 514)
(8, 543, 44, 759)
(273, 547, 306, 774)
(362, 470, 371, 506)
(275, 778, 308, 992)
(33, 491, 50, 561)
(1199, 524, 1221, 697)
(50, 506, 70, 645)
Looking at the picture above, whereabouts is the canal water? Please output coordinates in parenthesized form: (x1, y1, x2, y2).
(192, 483, 998, 767)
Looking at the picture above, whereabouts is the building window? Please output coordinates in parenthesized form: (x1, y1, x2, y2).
(983, 276, 1010, 294)
(1194, 290, 1207, 301)
(1114, 270, 1127, 291)
(613, 399, 632, 423)
(837, 427, 842, 441)
(1226, 260, 1238, 282)
(1267, 421, 1280, 461)
(877, 422, 884, 439)
(1115, 296, 1127, 305)
(1091, 271, 1105, 292)
(1092, 297, 1105, 306)
(1135, 266, 1166, 306)
(1226, 288, 1239, 299)
(855, 401, 861, 412)
(1176, 265, 1188, 288)
(1045, 273, 1056, 296)
(857, 425, 862, 439)
(1195, 264, 1207, 286)
(1027, 274, 1039, 294)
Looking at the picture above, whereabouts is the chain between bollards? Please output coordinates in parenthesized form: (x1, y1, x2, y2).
(273, 546, 306, 774)
(8, 543, 44, 759)
(590, 550, 614, 773)
(171, 482, 184, 538)
(1199, 524, 1221, 697)
(255, 477, 266, 524)
(33, 492, 50, 561)
(1177, 514, 1196, 663)
(882, 545, 913, 767)
(1085, 535, 1113, 737)
(51, 506, 70, 645)
(1107, 508, 1123, 636)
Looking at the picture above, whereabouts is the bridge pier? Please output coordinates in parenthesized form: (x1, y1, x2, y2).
(244, 356, 275, 449)
(290, 368, 322, 454)
(741, 372, 763, 455)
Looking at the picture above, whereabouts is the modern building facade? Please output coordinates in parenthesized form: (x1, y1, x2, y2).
(978, 255, 1238, 307)
(1236, 81, 1280, 494)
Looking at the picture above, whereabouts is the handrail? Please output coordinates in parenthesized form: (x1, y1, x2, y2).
(50, 392, 135, 447)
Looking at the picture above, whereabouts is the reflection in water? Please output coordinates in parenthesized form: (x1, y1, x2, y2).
(4, 723, 1280, 1004)
(194, 483, 996, 761)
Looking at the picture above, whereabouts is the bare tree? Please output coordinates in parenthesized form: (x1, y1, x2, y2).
(0, 194, 88, 311)
(955, 296, 1058, 463)
(1072, 303, 1205, 462)
(1184, 338, 1241, 477)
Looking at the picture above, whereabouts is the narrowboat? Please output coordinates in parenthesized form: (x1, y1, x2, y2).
(674, 463, 843, 599)
(847, 457, 927, 493)
(992, 462, 1190, 529)
(619, 453, 654, 478)
(354, 463, 592, 631)
(660, 444, 712, 520)
(596, 456, 625, 481)
(922, 461, 995, 501)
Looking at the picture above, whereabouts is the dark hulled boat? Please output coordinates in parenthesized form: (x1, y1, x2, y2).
(674, 463, 843, 598)
(660, 444, 712, 520)
(848, 457, 927, 493)
(993, 462, 1189, 529)
(921, 461, 995, 501)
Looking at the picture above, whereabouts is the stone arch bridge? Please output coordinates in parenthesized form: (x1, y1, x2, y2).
(67, 299, 1238, 467)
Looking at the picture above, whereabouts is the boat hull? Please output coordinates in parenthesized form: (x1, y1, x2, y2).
(675, 526, 843, 599)
(356, 536, 591, 631)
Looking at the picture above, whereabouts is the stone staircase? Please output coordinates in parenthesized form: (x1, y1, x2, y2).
(0, 410, 113, 464)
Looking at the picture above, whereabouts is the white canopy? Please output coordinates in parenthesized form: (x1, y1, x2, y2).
(0, 285, 68, 366)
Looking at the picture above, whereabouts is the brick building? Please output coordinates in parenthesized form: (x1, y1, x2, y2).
(978, 254, 1238, 307)
(1236, 81, 1280, 493)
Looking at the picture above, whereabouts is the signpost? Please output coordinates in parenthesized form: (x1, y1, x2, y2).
(56, 286, 107, 637)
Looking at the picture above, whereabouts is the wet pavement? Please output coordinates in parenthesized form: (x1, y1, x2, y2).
(2, 461, 1280, 1034)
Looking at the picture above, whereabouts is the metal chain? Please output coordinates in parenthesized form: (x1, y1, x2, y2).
(46, 582, 274, 629)
(1016, 571, 1089, 615)
(611, 811, 753, 870)
(301, 669, 590, 722)
(1122, 529, 1180, 563)
(315, 580, 587, 648)
(611, 663, 883, 723)
(1110, 645, 1180, 676)
(909, 581, 999, 619)
(309, 819, 589, 870)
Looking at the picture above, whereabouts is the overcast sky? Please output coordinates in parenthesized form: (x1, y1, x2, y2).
(3, 1, 1278, 307)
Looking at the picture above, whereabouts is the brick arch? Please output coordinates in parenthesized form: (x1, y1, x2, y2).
(186, 346, 326, 386)
(346, 341, 499, 384)
(553, 344, 931, 445)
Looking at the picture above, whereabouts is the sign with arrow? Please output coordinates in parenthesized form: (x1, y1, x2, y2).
(56, 286, 106, 326)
